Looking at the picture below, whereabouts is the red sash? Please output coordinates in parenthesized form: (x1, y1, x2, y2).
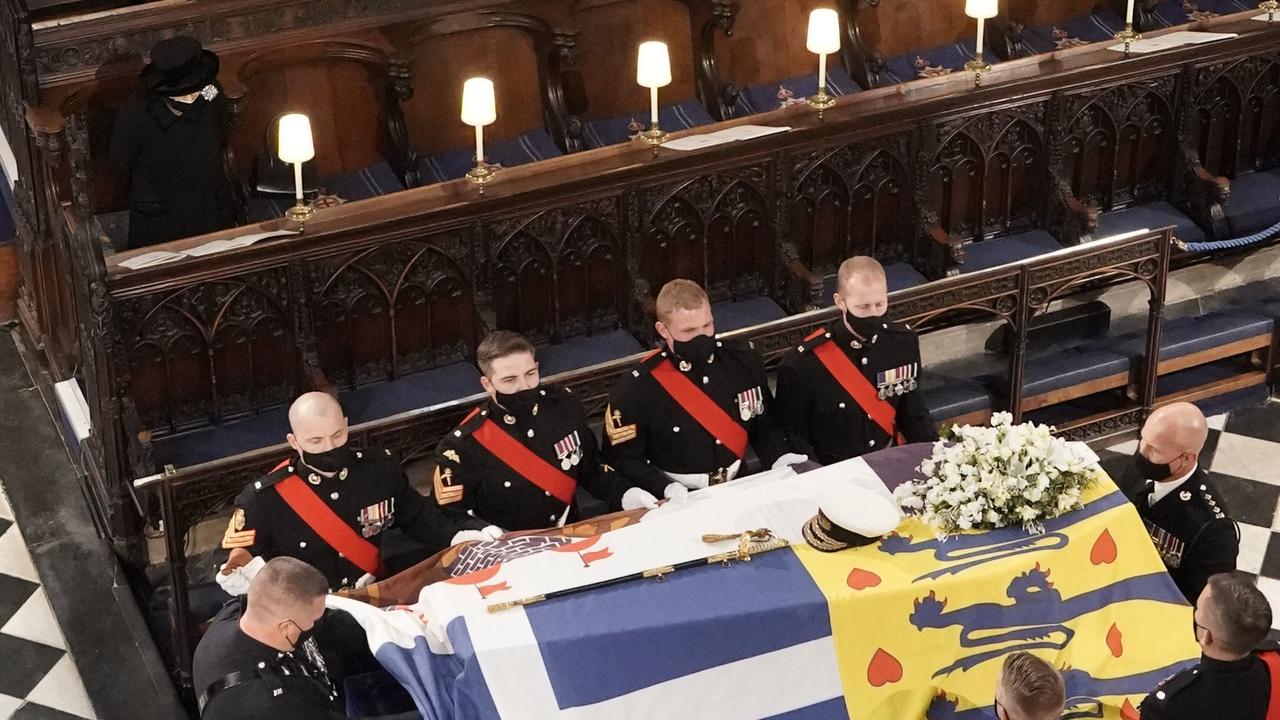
(807, 329, 906, 445)
(273, 471, 387, 577)
(1260, 651, 1280, 719)
(648, 355, 749, 459)
(472, 416, 578, 504)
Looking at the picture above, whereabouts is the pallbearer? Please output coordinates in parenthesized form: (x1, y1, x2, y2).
(433, 331, 660, 531)
(602, 279, 805, 496)
(775, 256, 937, 464)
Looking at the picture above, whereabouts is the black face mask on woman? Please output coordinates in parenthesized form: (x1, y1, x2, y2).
(672, 333, 716, 366)
(496, 387, 540, 416)
(301, 443, 353, 474)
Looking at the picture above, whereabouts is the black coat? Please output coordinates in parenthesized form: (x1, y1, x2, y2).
(1139, 652, 1271, 720)
(774, 321, 937, 465)
(432, 386, 630, 531)
(108, 90, 237, 248)
(601, 338, 791, 495)
(1130, 467, 1239, 604)
(222, 448, 481, 590)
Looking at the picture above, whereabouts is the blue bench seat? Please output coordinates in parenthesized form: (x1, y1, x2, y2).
(248, 160, 406, 222)
(1146, 0, 1253, 26)
(1012, 347, 1131, 409)
(417, 130, 563, 184)
(1017, 11, 1124, 55)
(880, 41, 991, 86)
(537, 329, 646, 376)
(917, 371, 993, 424)
(712, 296, 788, 333)
(582, 99, 715, 149)
(1097, 201, 1206, 244)
(735, 66, 860, 117)
(961, 230, 1066, 272)
(1106, 311, 1273, 365)
(1224, 168, 1280, 237)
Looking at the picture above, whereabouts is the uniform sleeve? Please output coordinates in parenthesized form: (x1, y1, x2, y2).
(1185, 517, 1240, 595)
(571, 400, 628, 510)
(897, 334, 938, 443)
(393, 458, 481, 552)
(600, 381, 670, 496)
(743, 347, 791, 468)
(772, 355, 816, 458)
(220, 489, 270, 559)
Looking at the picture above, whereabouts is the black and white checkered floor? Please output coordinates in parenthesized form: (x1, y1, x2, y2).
(1094, 401, 1280, 634)
(0, 488, 94, 720)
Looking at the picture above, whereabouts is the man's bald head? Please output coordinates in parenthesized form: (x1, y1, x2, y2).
(1138, 402, 1208, 482)
(834, 256, 889, 322)
(286, 391, 349, 463)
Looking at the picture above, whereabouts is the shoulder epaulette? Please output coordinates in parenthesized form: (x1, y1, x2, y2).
(796, 328, 835, 354)
(249, 458, 298, 493)
(1194, 482, 1227, 520)
(446, 406, 489, 440)
(1145, 665, 1200, 705)
(716, 337, 759, 355)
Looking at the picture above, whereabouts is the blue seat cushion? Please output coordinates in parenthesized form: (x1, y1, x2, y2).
(712, 296, 788, 333)
(961, 230, 1065, 272)
(1108, 310, 1274, 359)
(418, 130, 563, 184)
(150, 360, 484, 467)
(1147, 0, 1252, 26)
(247, 160, 405, 222)
(1012, 347, 1131, 398)
(880, 40, 992, 86)
(582, 99, 716, 149)
(1225, 168, 1280, 237)
(918, 371, 992, 420)
(1098, 201, 1206, 244)
(1018, 11, 1124, 55)
(537, 329, 646, 377)
(735, 66, 860, 116)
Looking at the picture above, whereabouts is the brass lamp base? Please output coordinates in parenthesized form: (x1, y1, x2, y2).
(466, 162, 498, 195)
(1115, 25, 1141, 54)
(637, 126, 669, 146)
(285, 201, 315, 224)
(965, 59, 993, 87)
(1262, 0, 1278, 20)
(807, 88, 837, 112)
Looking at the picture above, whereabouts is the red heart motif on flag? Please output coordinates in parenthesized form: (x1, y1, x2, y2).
(847, 568, 882, 590)
(867, 648, 903, 687)
(1107, 622, 1124, 658)
(1121, 698, 1140, 719)
(1090, 529, 1118, 565)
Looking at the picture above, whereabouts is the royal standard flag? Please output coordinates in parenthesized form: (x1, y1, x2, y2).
(332, 443, 1198, 719)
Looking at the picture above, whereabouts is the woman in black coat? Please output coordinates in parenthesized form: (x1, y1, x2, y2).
(109, 36, 239, 249)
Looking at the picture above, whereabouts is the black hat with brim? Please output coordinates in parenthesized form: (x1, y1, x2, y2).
(142, 36, 220, 97)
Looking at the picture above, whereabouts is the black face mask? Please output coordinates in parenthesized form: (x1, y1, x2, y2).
(283, 615, 323, 652)
(843, 310, 882, 340)
(1132, 449, 1173, 482)
(496, 387, 540, 417)
(301, 443, 353, 474)
(672, 333, 716, 365)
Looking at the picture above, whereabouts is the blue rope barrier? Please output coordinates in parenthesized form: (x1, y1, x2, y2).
(1183, 218, 1280, 254)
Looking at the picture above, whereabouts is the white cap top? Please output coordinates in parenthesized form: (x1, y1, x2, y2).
(820, 485, 902, 537)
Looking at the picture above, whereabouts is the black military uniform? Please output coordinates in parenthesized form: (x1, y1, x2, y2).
(192, 597, 345, 720)
(1130, 468, 1239, 603)
(433, 385, 630, 530)
(1139, 651, 1273, 719)
(222, 447, 479, 590)
(774, 321, 936, 466)
(601, 339, 791, 495)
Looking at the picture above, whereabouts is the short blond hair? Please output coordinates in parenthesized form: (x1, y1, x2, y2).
(656, 279, 709, 323)
(1000, 652, 1065, 720)
(836, 256, 887, 295)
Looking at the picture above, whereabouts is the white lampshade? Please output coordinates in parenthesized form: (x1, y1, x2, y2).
(460, 77, 497, 127)
(965, 0, 999, 19)
(806, 8, 841, 54)
(277, 113, 314, 164)
(636, 41, 672, 89)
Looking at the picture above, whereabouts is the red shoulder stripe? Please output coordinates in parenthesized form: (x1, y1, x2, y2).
(270, 457, 291, 473)
(804, 328, 828, 342)
(459, 406, 482, 426)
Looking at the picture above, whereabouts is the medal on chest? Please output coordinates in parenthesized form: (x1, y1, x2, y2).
(736, 386, 765, 421)
(876, 362, 919, 399)
(358, 498, 395, 538)
(554, 430, 583, 471)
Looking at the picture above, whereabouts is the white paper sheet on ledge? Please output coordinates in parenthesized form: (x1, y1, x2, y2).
(1107, 30, 1238, 53)
(662, 124, 791, 151)
(117, 228, 301, 268)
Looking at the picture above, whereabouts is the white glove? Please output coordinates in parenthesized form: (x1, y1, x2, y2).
(215, 555, 265, 596)
(354, 572, 376, 590)
(621, 486, 659, 510)
(450, 529, 490, 545)
(481, 525, 504, 540)
(663, 482, 690, 502)
(772, 453, 809, 470)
